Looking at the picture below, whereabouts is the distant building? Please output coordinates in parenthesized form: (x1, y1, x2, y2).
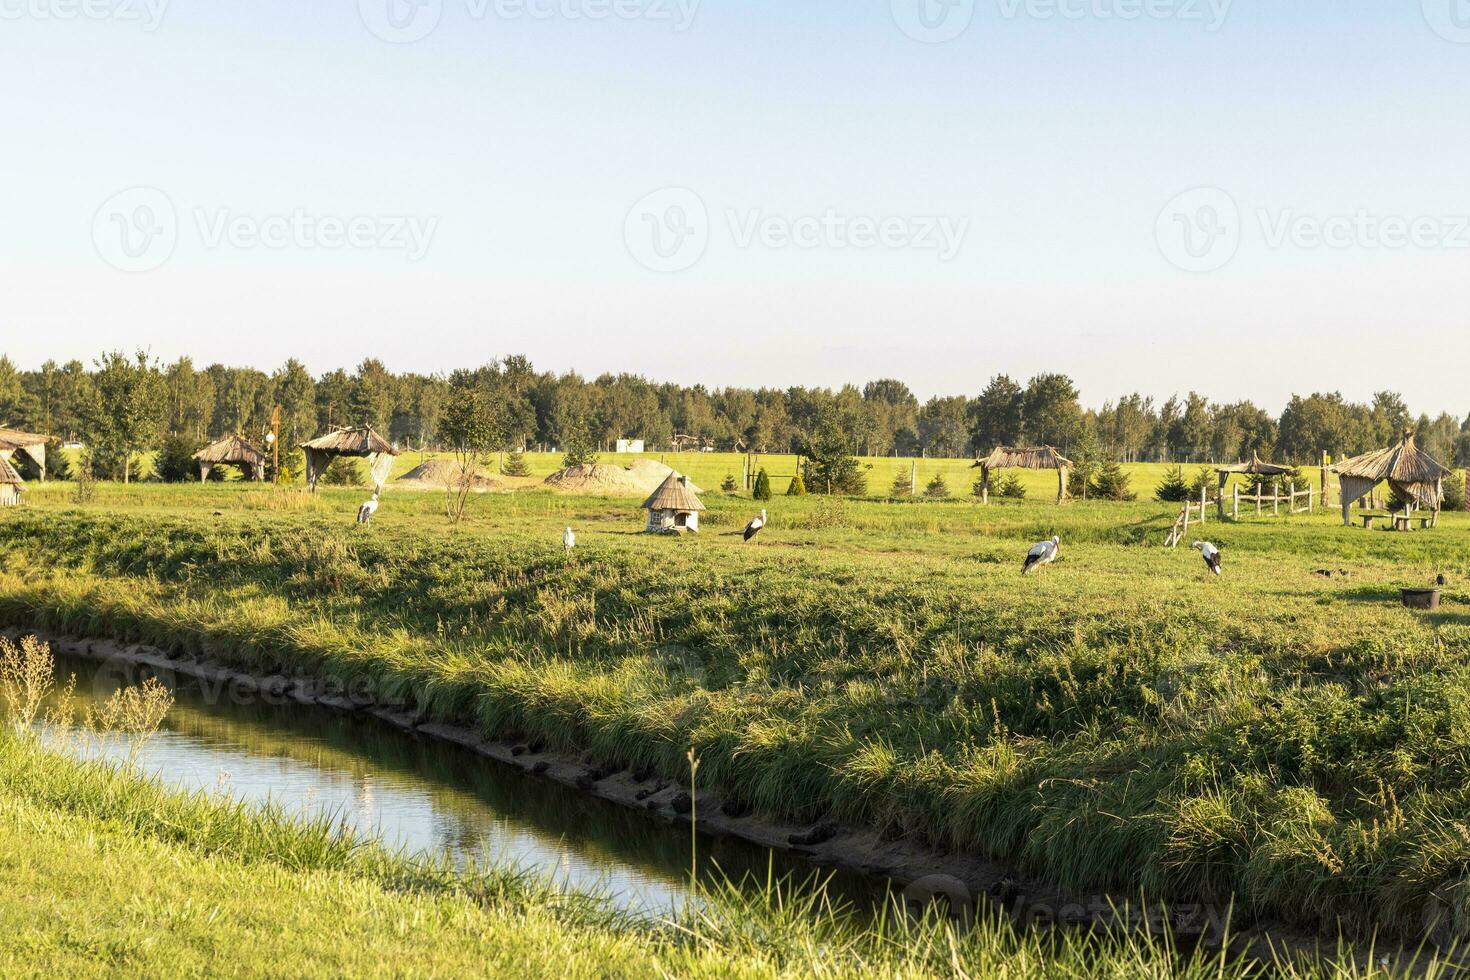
(616, 439, 646, 454)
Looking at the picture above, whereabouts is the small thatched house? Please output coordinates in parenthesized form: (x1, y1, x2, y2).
(0, 457, 23, 506)
(972, 446, 1073, 504)
(642, 472, 705, 533)
(300, 426, 400, 491)
(193, 435, 268, 482)
(1331, 431, 1450, 525)
(0, 428, 48, 481)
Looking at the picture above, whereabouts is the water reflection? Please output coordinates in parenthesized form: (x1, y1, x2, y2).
(53, 656, 882, 918)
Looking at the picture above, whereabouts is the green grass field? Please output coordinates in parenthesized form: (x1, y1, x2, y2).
(100, 445, 1328, 502)
(0, 478, 1465, 967)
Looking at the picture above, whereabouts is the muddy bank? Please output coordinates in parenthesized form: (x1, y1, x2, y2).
(0, 624, 1374, 967)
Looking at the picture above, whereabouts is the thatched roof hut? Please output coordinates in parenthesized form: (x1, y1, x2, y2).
(971, 446, 1074, 504)
(0, 456, 23, 506)
(193, 435, 267, 482)
(1331, 431, 1450, 524)
(299, 426, 400, 491)
(0, 428, 48, 481)
(1217, 452, 1294, 478)
(642, 472, 705, 533)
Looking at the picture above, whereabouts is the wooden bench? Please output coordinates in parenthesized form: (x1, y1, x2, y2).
(1391, 514, 1435, 532)
(1359, 513, 1389, 529)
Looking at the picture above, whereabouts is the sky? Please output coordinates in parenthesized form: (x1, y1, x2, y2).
(2, 0, 1468, 415)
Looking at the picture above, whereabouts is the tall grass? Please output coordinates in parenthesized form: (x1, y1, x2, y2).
(1, 488, 1469, 945)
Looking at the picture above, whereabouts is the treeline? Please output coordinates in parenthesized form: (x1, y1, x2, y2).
(2, 352, 1468, 470)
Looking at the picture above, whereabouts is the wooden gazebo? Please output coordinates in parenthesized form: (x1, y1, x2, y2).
(1214, 453, 1294, 518)
(300, 426, 400, 491)
(192, 435, 268, 482)
(971, 446, 1073, 504)
(0, 457, 23, 506)
(1331, 431, 1450, 528)
(0, 428, 48, 482)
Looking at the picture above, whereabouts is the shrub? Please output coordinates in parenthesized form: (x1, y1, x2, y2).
(721, 474, 738, 493)
(785, 472, 806, 496)
(753, 468, 772, 501)
(501, 449, 529, 477)
(321, 458, 366, 487)
(923, 473, 950, 498)
(73, 452, 96, 503)
(1155, 468, 1191, 503)
(561, 431, 598, 469)
(890, 472, 913, 498)
(155, 435, 202, 483)
(998, 472, 1027, 499)
(1444, 471, 1467, 511)
(803, 421, 867, 496)
(1089, 460, 1136, 501)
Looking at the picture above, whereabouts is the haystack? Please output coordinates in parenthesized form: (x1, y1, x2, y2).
(972, 446, 1073, 504)
(300, 426, 399, 491)
(642, 473, 705, 533)
(1331, 430, 1450, 525)
(193, 434, 267, 482)
(397, 458, 503, 491)
(0, 428, 48, 481)
(544, 460, 702, 497)
(0, 456, 23, 506)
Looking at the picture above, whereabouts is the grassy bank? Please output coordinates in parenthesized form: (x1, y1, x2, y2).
(7, 726, 1398, 978)
(1, 482, 1468, 945)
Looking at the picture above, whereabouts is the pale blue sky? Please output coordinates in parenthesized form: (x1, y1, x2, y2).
(2, 1, 1468, 413)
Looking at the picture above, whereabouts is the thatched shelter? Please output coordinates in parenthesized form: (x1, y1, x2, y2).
(192, 435, 267, 482)
(300, 426, 400, 491)
(642, 472, 705, 533)
(0, 428, 47, 481)
(971, 446, 1073, 504)
(1331, 431, 1450, 526)
(0, 457, 23, 506)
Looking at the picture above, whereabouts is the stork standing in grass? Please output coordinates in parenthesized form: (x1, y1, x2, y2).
(357, 490, 379, 525)
(743, 509, 767, 543)
(563, 526, 576, 553)
(1192, 540, 1222, 576)
(1022, 535, 1060, 575)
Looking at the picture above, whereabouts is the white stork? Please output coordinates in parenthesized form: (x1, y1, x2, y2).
(1192, 540, 1222, 576)
(1022, 535, 1060, 575)
(743, 509, 767, 543)
(563, 527, 576, 552)
(356, 490, 379, 525)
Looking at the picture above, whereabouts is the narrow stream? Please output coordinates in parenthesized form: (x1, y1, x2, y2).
(48, 655, 888, 919)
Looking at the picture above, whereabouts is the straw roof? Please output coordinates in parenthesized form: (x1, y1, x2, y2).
(972, 446, 1073, 470)
(1331, 431, 1449, 485)
(193, 434, 267, 466)
(642, 473, 705, 512)
(1217, 452, 1294, 476)
(300, 426, 399, 457)
(0, 428, 46, 452)
(0, 457, 22, 486)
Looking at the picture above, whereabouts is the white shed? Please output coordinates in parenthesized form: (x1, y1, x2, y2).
(641, 472, 705, 533)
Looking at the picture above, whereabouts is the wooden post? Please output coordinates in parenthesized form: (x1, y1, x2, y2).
(911, 460, 917, 498)
(1255, 483, 1261, 516)
(1320, 451, 1330, 508)
(980, 464, 990, 505)
(1200, 485, 1208, 525)
(1057, 467, 1066, 505)
(1182, 501, 1190, 538)
(1217, 474, 1226, 520)
(1287, 480, 1295, 514)
(1272, 480, 1280, 516)
(1233, 482, 1239, 520)
(1308, 483, 1314, 513)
